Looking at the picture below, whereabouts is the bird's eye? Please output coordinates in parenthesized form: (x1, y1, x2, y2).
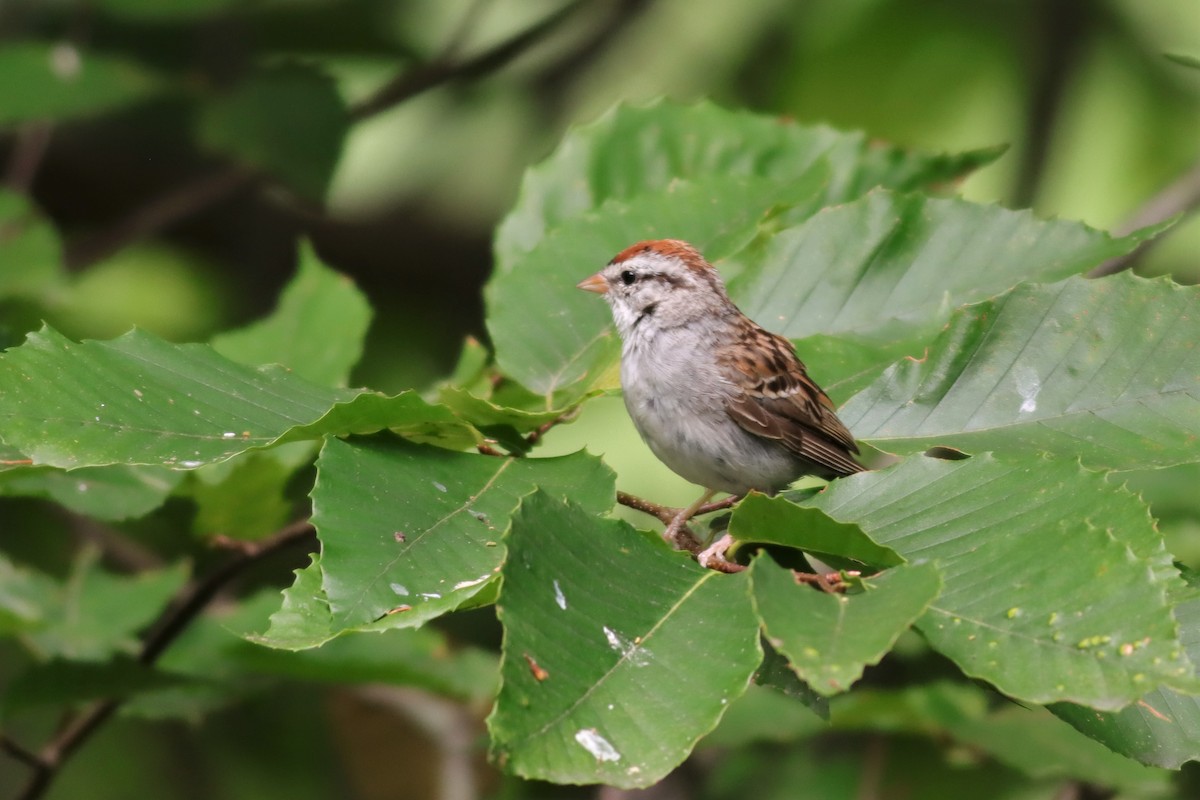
(619, 270, 637, 286)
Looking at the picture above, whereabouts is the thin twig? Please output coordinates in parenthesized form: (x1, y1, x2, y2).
(616, 490, 678, 527)
(9, 520, 314, 800)
(615, 491, 711, 554)
(0, 734, 41, 769)
(1090, 157, 1200, 277)
(348, 0, 588, 122)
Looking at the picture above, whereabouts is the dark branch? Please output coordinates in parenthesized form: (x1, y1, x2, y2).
(66, 1, 588, 268)
(1011, 0, 1087, 209)
(348, 0, 588, 122)
(9, 520, 314, 800)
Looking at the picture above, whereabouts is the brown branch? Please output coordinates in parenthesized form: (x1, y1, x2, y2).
(616, 490, 719, 554)
(1089, 156, 1200, 277)
(348, 0, 588, 122)
(4, 120, 53, 193)
(9, 520, 314, 800)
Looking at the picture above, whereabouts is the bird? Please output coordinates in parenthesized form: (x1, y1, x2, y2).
(577, 239, 864, 569)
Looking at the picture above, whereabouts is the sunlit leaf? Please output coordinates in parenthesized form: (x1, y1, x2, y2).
(842, 274, 1200, 472)
(792, 453, 1192, 708)
(489, 492, 760, 788)
(729, 191, 1159, 341)
(0, 326, 477, 469)
(211, 244, 370, 386)
(751, 557, 941, 695)
(495, 100, 1001, 264)
(299, 438, 616, 641)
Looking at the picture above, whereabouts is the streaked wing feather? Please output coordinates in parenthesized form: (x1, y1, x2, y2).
(719, 324, 863, 477)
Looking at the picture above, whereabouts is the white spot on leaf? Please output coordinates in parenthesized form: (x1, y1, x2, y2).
(432, 481, 448, 493)
(553, 579, 567, 610)
(453, 575, 490, 591)
(1015, 366, 1040, 414)
(390, 583, 409, 596)
(574, 729, 620, 762)
(603, 625, 650, 666)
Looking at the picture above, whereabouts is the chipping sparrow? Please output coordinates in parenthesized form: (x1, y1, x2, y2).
(578, 239, 863, 569)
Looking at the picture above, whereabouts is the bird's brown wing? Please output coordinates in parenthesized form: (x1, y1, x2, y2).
(718, 324, 864, 478)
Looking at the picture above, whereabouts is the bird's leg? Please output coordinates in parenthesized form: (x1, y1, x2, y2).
(662, 489, 716, 554)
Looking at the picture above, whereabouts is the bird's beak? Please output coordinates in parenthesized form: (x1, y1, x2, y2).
(577, 273, 609, 294)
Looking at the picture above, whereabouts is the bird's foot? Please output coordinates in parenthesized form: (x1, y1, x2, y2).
(697, 532, 744, 573)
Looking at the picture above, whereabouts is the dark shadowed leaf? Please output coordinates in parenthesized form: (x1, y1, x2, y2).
(198, 63, 348, 199)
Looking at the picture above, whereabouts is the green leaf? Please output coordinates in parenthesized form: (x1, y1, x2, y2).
(751, 557, 941, 696)
(796, 453, 1192, 709)
(0, 190, 65, 300)
(792, 333, 925, 405)
(437, 386, 571, 436)
(842, 274, 1200, 472)
(488, 169, 829, 402)
(3, 658, 192, 718)
(829, 681, 989, 735)
(1166, 52, 1200, 70)
(0, 43, 158, 124)
(0, 326, 476, 469)
(949, 705, 1170, 794)
(252, 555, 332, 651)
(0, 464, 183, 521)
(163, 591, 498, 704)
(702, 683, 827, 748)
(22, 549, 189, 661)
(729, 191, 1159, 342)
(0, 553, 60, 635)
(1052, 594, 1200, 768)
(211, 244, 370, 386)
(189, 455, 293, 540)
(198, 63, 348, 199)
(495, 100, 1001, 264)
(304, 438, 616, 640)
(488, 492, 761, 788)
(729, 492, 903, 569)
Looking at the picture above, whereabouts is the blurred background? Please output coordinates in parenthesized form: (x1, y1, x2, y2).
(1, 0, 1198, 797)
